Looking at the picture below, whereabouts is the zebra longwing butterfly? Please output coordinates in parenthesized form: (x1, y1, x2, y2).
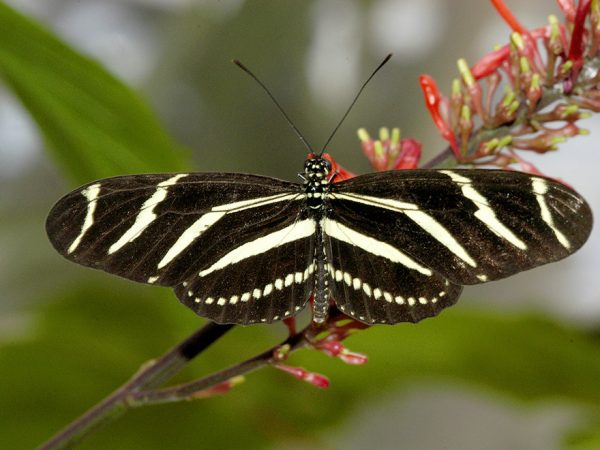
(46, 156, 592, 325)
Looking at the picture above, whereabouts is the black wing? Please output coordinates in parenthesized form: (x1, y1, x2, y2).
(325, 234, 462, 325)
(46, 173, 313, 324)
(325, 169, 592, 324)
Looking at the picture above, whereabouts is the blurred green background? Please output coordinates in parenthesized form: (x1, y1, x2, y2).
(1, 1, 599, 449)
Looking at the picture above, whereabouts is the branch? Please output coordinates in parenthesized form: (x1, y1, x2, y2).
(38, 303, 365, 450)
(129, 329, 308, 406)
(38, 322, 234, 450)
(421, 146, 454, 169)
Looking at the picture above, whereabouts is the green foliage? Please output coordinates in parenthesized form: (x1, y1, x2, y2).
(3, 282, 600, 449)
(0, 2, 188, 184)
(566, 423, 600, 449)
(1, 2, 599, 449)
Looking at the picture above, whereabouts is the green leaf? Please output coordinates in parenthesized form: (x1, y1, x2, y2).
(565, 420, 600, 449)
(269, 309, 600, 438)
(294, 310, 600, 407)
(0, 3, 188, 183)
(0, 282, 287, 450)
(3, 279, 600, 449)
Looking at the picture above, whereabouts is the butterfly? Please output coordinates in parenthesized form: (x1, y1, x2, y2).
(45, 153, 592, 325)
(45, 55, 593, 326)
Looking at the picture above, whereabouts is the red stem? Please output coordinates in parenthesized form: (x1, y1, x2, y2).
(568, 0, 592, 65)
(556, 0, 577, 21)
(489, 0, 527, 34)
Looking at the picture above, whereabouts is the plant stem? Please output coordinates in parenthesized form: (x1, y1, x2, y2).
(37, 322, 234, 450)
(130, 330, 308, 406)
(421, 146, 454, 169)
(37, 319, 315, 450)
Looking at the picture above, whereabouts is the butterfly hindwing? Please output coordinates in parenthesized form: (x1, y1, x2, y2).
(324, 227, 462, 324)
(176, 229, 315, 324)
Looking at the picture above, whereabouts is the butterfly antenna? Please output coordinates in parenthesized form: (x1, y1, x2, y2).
(319, 53, 392, 157)
(233, 59, 314, 154)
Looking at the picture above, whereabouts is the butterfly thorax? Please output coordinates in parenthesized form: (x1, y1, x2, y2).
(303, 156, 332, 210)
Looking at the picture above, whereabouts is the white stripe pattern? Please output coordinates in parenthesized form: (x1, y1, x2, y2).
(327, 265, 442, 305)
(323, 219, 433, 276)
(211, 193, 300, 212)
(332, 192, 477, 267)
(108, 174, 188, 255)
(192, 263, 316, 309)
(156, 193, 300, 269)
(441, 170, 528, 250)
(532, 178, 571, 249)
(68, 183, 101, 254)
(198, 219, 315, 278)
(158, 211, 225, 269)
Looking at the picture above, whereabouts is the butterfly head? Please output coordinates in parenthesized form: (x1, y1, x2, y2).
(304, 156, 331, 209)
(304, 156, 331, 177)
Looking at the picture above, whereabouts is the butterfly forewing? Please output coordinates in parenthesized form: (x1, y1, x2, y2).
(330, 169, 592, 287)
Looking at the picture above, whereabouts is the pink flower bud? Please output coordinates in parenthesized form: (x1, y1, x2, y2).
(318, 340, 344, 357)
(419, 75, 460, 158)
(394, 139, 421, 170)
(304, 372, 330, 389)
(338, 350, 369, 365)
(471, 46, 510, 79)
(275, 364, 330, 389)
(316, 340, 369, 365)
(190, 377, 244, 399)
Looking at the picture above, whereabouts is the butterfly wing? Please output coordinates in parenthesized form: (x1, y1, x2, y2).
(325, 169, 592, 324)
(325, 229, 462, 324)
(46, 173, 314, 324)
